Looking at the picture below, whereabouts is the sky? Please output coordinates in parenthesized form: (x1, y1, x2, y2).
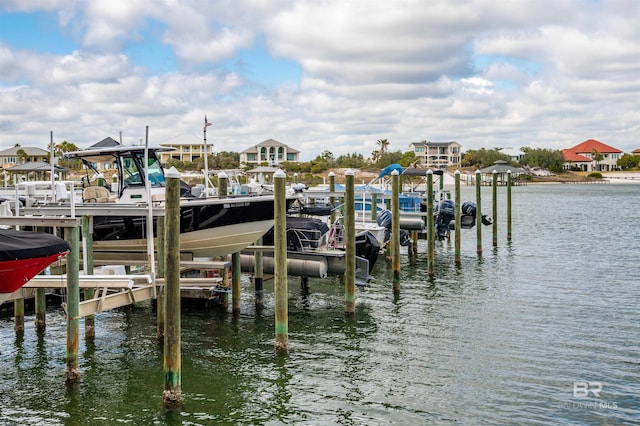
(0, 0, 638, 161)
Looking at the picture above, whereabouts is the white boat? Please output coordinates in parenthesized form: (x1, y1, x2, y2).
(7, 145, 297, 259)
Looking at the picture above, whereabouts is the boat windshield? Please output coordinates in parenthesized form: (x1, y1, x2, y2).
(121, 152, 166, 187)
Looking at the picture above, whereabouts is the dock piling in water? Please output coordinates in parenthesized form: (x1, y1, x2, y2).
(475, 170, 483, 255)
(163, 166, 182, 407)
(273, 169, 289, 353)
(156, 216, 165, 340)
(507, 170, 512, 242)
(81, 215, 95, 340)
(427, 170, 435, 276)
(345, 169, 356, 314)
(391, 170, 401, 295)
(492, 170, 498, 247)
(64, 226, 80, 382)
(454, 170, 461, 265)
(253, 237, 264, 308)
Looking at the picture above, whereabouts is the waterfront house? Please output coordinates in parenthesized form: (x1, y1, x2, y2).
(239, 139, 300, 167)
(159, 133, 213, 165)
(562, 139, 623, 172)
(0, 146, 49, 170)
(408, 141, 461, 169)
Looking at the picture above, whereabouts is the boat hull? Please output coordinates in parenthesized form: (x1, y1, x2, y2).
(0, 253, 67, 294)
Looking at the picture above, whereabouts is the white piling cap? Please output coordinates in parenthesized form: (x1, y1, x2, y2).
(455, 170, 460, 175)
(391, 169, 399, 176)
(328, 171, 335, 177)
(345, 169, 354, 176)
(493, 169, 497, 174)
(274, 169, 286, 178)
(165, 166, 181, 179)
(217, 171, 228, 179)
(427, 169, 433, 175)
(507, 170, 512, 174)
(476, 169, 481, 174)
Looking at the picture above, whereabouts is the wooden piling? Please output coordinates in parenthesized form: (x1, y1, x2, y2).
(163, 167, 182, 407)
(13, 298, 24, 334)
(427, 170, 435, 276)
(492, 170, 498, 247)
(218, 171, 228, 197)
(273, 169, 288, 353)
(454, 170, 461, 265)
(157, 216, 165, 340)
(232, 252, 241, 313)
(391, 170, 401, 295)
(345, 169, 357, 313)
(253, 237, 264, 308)
(507, 170, 512, 242)
(370, 192, 377, 222)
(65, 226, 80, 382)
(475, 170, 483, 255)
(81, 215, 95, 340)
(329, 172, 336, 225)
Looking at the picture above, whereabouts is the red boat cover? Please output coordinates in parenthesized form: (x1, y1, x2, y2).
(0, 229, 71, 261)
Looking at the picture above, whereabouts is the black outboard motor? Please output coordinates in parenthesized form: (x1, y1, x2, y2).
(434, 199, 455, 240)
(461, 201, 492, 227)
(355, 230, 380, 272)
(376, 209, 410, 246)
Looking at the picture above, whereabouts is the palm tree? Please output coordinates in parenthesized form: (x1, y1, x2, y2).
(591, 148, 603, 171)
(377, 139, 390, 155)
(16, 148, 28, 164)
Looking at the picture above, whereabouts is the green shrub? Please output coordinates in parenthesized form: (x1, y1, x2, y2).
(587, 172, 603, 179)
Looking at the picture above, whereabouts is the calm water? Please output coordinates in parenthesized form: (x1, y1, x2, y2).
(0, 184, 638, 425)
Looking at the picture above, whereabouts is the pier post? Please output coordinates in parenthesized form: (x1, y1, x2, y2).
(507, 170, 512, 242)
(329, 172, 336, 225)
(345, 169, 357, 313)
(253, 237, 264, 308)
(218, 171, 228, 197)
(34, 283, 46, 332)
(64, 225, 80, 382)
(492, 170, 498, 247)
(273, 169, 288, 353)
(13, 298, 24, 334)
(427, 170, 435, 276)
(454, 170, 461, 265)
(370, 192, 377, 222)
(232, 252, 241, 314)
(163, 167, 182, 407)
(81, 215, 95, 340)
(157, 216, 165, 340)
(475, 170, 483, 255)
(391, 170, 401, 295)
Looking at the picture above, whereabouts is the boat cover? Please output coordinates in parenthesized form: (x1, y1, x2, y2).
(0, 229, 70, 261)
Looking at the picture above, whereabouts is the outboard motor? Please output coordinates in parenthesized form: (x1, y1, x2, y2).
(434, 199, 455, 240)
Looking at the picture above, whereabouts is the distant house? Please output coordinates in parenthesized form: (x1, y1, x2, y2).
(239, 139, 300, 167)
(408, 141, 461, 169)
(0, 146, 49, 170)
(562, 139, 623, 172)
(89, 137, 120, 149)
(632, 148, 640, 156)
(501, 147, 526, 163)
(159, 134, 212, 165)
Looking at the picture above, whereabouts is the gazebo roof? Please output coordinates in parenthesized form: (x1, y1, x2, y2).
(6, 161, 68, 173)
(478, 160, 525, 174)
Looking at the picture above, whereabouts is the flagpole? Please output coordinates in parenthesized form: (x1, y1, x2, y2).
(203, 117, 209, 192)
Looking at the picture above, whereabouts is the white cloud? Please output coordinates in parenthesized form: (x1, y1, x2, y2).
(0, 0, 638, 159)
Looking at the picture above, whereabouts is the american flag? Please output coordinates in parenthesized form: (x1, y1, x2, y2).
(204, 115, 212, 129)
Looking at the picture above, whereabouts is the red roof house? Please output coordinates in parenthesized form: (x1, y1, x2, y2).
(563, 139, 623, 172)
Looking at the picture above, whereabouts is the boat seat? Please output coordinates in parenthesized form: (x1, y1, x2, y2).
(83, 186, 114, 203)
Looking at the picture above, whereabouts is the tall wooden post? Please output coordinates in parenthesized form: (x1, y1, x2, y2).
(475, 170, 483, 255)
(492, 170, 498, 247)
(65, 226, 80, 382)
(345, 169, 356, 313)
(329, 172, 336, 225)
(254, 237, 264, 308)
(13, 298, 24, 334)
(454, 170, 461, 265)
(427, 170, 435, 276)
(157, 216, 165, 340)
(82, 215, 95, 340)
(391, 170, 401, 295)
(273, 169, 288, 353)
(507, 170, 512, 242)
(232, 252, 241, 313)
(163, 167, 182, 407)
(370, 192, 377, 222)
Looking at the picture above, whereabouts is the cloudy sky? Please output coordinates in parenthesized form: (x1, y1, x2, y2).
(0, 0, 638, 160)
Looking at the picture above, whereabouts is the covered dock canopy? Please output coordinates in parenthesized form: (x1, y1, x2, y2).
(5, 161, 68, 182)
(478, 160, 526, 183)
